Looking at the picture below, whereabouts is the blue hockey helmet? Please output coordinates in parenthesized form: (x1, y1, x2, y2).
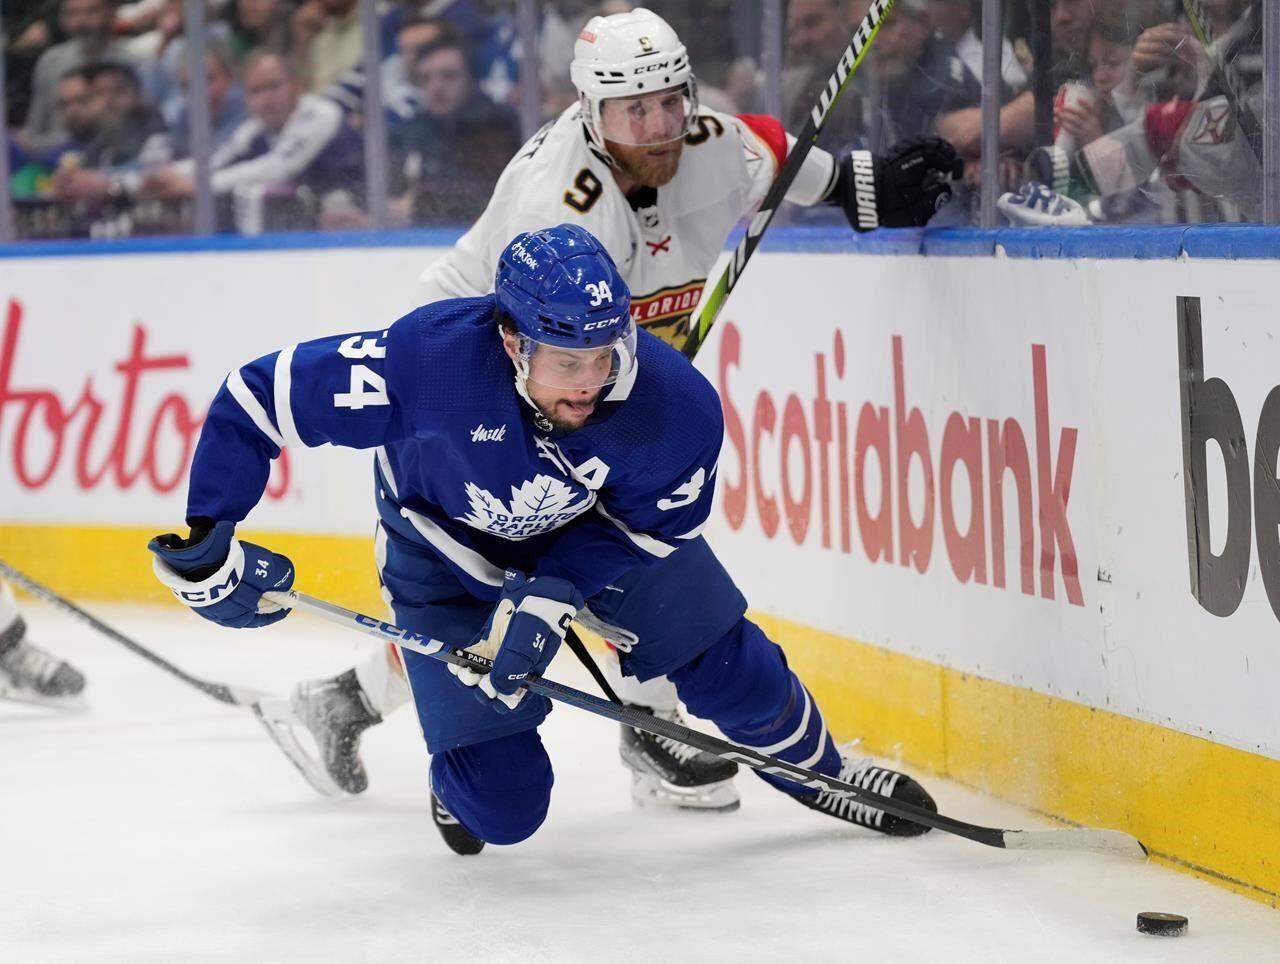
(495, 224, 636, 392)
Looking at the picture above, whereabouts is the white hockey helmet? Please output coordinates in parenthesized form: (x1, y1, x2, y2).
(570, 8, 698, 152)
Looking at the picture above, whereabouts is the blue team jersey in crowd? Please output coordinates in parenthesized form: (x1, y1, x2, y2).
(185, 294, 724, 601)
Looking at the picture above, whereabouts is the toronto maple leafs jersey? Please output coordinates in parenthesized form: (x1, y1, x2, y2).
(185, 295, 723, 601)
(420, 103, 839, 345)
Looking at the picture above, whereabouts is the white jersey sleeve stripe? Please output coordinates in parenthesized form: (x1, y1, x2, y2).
(273, 344, 304, 448)
(594, 503, 677, 559)
(226, 368, 285, 449)
(376, 446, 400, 499)
(399, 507, 505, 587)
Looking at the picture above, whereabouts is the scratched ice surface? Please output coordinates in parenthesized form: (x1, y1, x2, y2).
(4, 599, 1279, 963)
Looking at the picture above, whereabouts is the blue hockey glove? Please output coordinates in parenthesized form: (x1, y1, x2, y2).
(448, 570, 582, 713)
(149, 520, 295, 629)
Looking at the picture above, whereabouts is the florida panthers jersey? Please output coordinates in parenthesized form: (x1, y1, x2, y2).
(420, 103, 838, 345)
(185, 296, 723, 601)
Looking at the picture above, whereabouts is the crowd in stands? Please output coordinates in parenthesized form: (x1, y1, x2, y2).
(0, 0, 1266, 239)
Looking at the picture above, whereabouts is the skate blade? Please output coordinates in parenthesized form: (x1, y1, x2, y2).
(630, 772, 741, 812)
(0, 681, 88, 712)
(251, 698, 349, 798)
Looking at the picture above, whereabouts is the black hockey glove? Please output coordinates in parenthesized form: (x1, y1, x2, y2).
(833, 136, 964, 231)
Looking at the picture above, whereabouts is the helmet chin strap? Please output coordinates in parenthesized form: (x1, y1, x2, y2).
(511, 356, 555, 431)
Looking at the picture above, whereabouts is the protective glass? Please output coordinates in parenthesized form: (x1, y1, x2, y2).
(596, 81, 699, 146)
(517, 319, 638, 391)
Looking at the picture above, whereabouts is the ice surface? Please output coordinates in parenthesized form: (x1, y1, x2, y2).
(3, 599, 1279, 963)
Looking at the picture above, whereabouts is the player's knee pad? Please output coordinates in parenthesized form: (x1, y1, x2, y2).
(430, 730, 553, 845)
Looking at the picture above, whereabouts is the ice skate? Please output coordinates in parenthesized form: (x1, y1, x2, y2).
(0, 617, 87, 708)
(793, 746, 936, 837)
(431, 787, 485, 856)
(620, 704, 740, 812)
(288, 669, 381, 795)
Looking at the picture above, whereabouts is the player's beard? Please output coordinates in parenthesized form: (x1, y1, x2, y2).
(605, 138, 684, 188)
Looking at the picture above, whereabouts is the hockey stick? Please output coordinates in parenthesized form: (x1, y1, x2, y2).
(681, 0, 897, 360)
(0, 559, 265, 705)
(0, 559, 344, 796)
(265, 587, 1148, 860)
(1181, 0, 1262, 164)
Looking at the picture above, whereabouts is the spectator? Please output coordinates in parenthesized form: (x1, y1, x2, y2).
(782, 0, 860, 138)
(389, 38, 521, 225)
(293, 0, 364, 92)
(143, 42, 250, 163)
(50, 61, 166, 202)
(1049, 0, 1096, 86)
(927, 0, 1027, 93)
(862, 0, 969, 151)
(5, 1, 65, 128)
(1054, 19, 1140, 152)
(227, 0, 294, 61)
(20, 0, 139, 153)
(139, 51, 364, 209)
(81, 61, 167, 168)
(322, 14, 460, 126)
(31, 66, 100, 167)
(926, 0, 1035, 164)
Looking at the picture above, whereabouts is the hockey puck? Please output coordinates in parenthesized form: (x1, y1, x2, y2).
(1136, 912, 1188, 936)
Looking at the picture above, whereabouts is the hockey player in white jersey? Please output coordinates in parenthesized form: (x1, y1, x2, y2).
(0, 579, 87, 706)
(290, 8, 962, 813)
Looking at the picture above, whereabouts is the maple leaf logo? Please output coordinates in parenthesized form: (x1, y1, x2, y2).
(454, 474, 594, 540)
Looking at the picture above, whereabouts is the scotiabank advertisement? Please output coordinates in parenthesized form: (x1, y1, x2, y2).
(1, 245, 1277, 761)
(695, 252, 1280, 762)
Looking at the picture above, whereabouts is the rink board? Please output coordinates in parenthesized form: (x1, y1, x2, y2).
(0, 230, 1278, 904)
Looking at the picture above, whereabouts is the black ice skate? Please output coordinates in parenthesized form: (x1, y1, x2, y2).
(287, 669, 381, 795)
(793, 748, 936, 837)
(0, 617, 86, 708)
(620, 704, 740, 812)
(431, 788, 485, 856)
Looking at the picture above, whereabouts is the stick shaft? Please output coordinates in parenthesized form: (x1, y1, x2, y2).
(0, 559, 259, 705)
(267, 587, 1143, 857)
(681, 0, 897, 360)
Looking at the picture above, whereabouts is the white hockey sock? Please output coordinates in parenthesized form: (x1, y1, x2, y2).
(601, 644, 679, 715)
(0, 580, 21, 638)
(353, 644, 412, 718)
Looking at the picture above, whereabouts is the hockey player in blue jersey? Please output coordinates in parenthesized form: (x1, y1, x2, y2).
(149, 224, 936, 853)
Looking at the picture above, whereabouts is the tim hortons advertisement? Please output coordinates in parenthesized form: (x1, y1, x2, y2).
(0, 246, 430, 533)
(697, 253, 1279, 760)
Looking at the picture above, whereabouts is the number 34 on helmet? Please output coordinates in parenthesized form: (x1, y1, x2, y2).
(495, 224, 637, 393)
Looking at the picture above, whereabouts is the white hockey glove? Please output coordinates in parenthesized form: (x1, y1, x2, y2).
(996, 182, 1091, 226)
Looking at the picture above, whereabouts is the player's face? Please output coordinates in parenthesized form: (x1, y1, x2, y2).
(503, 333, 613, 430)
(599, 88, 689, 147)
(245, 57, 300, 131)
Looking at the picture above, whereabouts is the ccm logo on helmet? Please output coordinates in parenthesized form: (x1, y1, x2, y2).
(634, 61, 670, 74)
(583, 317, 622, 332)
